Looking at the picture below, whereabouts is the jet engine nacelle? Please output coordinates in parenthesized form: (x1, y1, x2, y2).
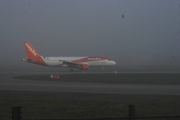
(78, 64, 89, 70)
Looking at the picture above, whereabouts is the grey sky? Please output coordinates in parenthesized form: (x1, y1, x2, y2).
(0, 0, 180, 70)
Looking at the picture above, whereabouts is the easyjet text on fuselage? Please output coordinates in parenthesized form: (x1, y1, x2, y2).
(88, 57, 102, 61)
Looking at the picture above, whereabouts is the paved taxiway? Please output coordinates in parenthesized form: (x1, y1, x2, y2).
(0, 72, 180, 95)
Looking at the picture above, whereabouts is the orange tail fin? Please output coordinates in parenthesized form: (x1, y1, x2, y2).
(24, 42, 46, 66)
(24, 42, 41, 59)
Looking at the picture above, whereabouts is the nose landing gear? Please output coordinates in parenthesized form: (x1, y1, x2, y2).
(102, 67, 104, 71)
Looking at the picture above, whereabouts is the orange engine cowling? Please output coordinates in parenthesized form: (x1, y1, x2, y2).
(78, 64, 89, 70)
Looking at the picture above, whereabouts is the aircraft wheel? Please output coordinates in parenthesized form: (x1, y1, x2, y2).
(102, 67, 104, 71)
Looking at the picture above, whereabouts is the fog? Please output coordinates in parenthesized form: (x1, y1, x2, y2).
(0, 0, 180, 72)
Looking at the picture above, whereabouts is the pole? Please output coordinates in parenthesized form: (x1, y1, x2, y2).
(129, 105, 135, 120)
(12, 107, 22, 120)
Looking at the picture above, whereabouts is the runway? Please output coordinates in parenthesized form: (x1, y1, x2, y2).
(1, 72, 180, 95)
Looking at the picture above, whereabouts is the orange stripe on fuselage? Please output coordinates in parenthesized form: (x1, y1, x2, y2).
(72, 57, 109, 63)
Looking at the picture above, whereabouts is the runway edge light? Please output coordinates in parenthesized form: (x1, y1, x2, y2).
(51, 75, 60, 79)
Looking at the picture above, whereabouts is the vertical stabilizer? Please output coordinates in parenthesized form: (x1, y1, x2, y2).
(24, 42, 46, 65)
(24, 42, 41, 59)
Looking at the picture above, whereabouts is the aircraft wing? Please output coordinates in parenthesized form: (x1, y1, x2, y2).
(62, 61, 80, 67)
(62, 60, 89, 70)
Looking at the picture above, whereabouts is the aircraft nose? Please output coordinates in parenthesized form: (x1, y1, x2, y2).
(112, 61, 116, 65)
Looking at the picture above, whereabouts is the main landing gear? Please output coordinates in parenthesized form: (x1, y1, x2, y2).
(102, 67, 104, 71)
(70, 68, 73, 72)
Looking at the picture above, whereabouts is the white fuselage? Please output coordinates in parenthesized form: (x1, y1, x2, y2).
(41, 56, 116, 67)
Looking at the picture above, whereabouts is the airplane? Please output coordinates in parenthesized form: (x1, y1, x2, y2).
(23, 42, 116, 72)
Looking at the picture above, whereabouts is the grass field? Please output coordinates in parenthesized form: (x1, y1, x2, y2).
(1, 73, 180, 119)
(1, 91, 180, 119)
